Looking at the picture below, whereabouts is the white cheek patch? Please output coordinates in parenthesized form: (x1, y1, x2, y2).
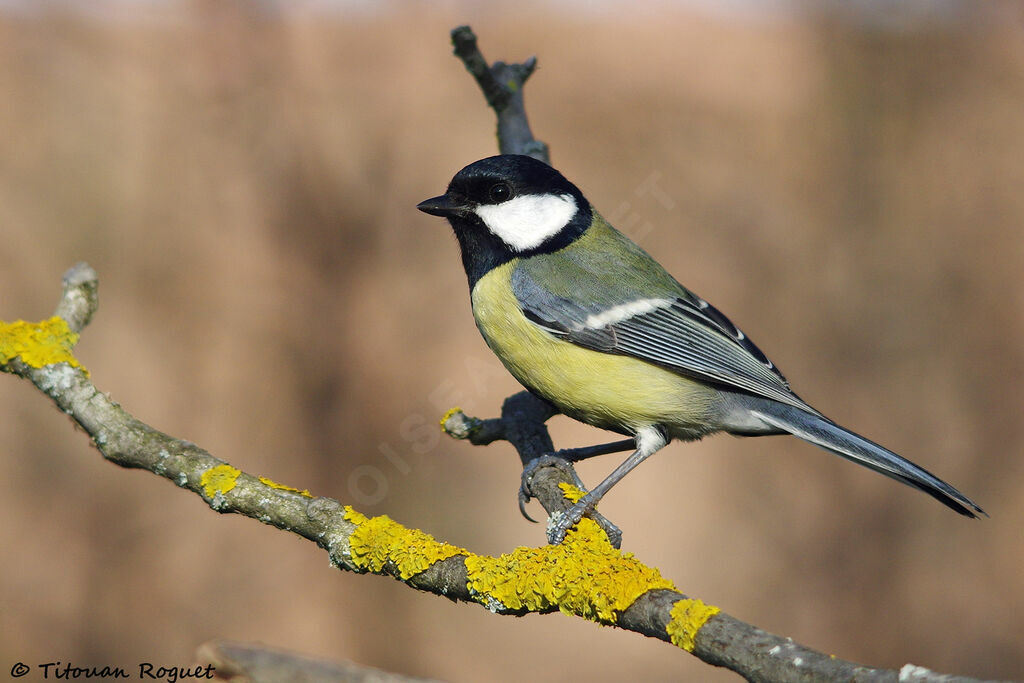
(474, 193, 578, 252)
(584, 298, 674, 329)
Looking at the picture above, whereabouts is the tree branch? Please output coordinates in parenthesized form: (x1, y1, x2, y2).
(451, 25, 549, 162)
(450, 23, 618, 544)
(195, 641, 437, 683)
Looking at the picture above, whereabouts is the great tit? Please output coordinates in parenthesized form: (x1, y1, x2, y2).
(418, 154, 984, 542)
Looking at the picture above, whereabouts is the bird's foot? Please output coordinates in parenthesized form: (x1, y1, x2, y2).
(546, 495, 591, 545)
(519, 455, 622, 547)
(518, 454, 586, 521)
(547, 494, 621, 548)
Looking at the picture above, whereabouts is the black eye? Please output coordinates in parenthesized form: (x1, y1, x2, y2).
(488, 182, 513, 203)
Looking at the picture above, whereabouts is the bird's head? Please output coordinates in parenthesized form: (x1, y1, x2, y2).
(418, 155, 593, 285)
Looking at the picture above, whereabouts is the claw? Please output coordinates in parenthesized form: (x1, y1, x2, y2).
(519, 454, 585, 524)
(518, 488, 538, 523)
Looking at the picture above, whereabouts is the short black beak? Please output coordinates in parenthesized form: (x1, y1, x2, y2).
(417, 193, 469, 218)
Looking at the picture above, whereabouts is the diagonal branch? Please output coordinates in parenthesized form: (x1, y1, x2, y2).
(0, 265, 690, 636)
(0, 264, 719, 666)
(1, 263, 985, 683)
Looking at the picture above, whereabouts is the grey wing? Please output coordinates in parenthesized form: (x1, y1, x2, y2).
(511, 265, 818, 414)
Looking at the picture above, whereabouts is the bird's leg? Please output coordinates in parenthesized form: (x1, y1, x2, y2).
(547, 427, 668, 546)
(553, 438, 636, 463)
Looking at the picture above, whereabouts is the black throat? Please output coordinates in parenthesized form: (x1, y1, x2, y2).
(448, 202, 593, 291)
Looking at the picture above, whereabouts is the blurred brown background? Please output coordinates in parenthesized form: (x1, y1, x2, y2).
(1, 1, 1022, 681)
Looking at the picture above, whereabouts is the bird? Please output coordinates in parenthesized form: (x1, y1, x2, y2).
(417, 154, 984, 543)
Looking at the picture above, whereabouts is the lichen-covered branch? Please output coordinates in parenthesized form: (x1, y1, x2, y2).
(3, 264, 983, 682)
(0, 264, 712, 665)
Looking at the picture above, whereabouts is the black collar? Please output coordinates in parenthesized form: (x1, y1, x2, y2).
(449, 199, 593, 290)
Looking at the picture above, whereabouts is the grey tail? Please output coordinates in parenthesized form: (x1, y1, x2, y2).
(750, 404, 985, 518)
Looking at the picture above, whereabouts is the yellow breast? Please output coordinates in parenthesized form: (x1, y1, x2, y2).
(470, 261, 717, 437)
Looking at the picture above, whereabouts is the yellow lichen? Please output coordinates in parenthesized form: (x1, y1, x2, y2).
(0, 317, 85, 373)
(439, 406, 463, 429)
(465, 518, 675, 624)
(201, 464, 241, 498)
(667, 597, 720, 651)
(557, 481, 587, 503)
(340, 507, 679, 627)
(258, 476, 312, 497)
(343, 507, 468, 579)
